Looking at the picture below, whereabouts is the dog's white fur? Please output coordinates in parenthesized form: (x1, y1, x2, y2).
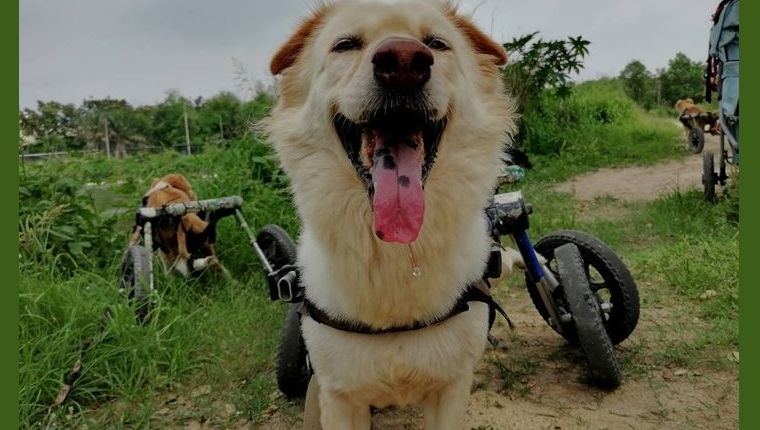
(265, 1, 517, 428)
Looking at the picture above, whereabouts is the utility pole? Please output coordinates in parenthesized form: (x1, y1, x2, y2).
(184, 107, 192, 155)
(656, 78, 662, 106)
(103, 118, 111, 158)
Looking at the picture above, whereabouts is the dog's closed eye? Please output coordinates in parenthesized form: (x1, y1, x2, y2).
(423, 35, 450, 51)
(332, 36, 363, 52)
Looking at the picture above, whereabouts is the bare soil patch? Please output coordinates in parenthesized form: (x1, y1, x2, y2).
(553, 133, 721, 202)
(257, 284, 738, 430)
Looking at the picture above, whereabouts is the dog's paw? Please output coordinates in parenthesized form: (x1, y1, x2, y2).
(192, 255, 223, 270)
(172, 259, 190, 276)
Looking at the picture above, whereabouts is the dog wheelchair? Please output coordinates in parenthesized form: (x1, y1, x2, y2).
(678, 111, 719, 154)
(484, 190, 639, 388)
(117, 195, 300, 324)
(266, 183, 640, 397)
(702, 0, 739, 201)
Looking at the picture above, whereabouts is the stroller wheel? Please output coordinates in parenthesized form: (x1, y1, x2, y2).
(117, 245, 153, 324)
(702, 151, 718, 203)
(526, 230, 639, 345)
(688, 127, 705, 154)
(555, 243, 622, 388)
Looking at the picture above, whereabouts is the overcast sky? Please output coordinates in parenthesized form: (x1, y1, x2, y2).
(19, 0, 720, 110)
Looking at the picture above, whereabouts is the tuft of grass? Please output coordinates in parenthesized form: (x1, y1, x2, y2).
(487, 353, 539, 397)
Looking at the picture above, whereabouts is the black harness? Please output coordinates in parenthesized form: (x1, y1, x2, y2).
(266, 258, 514, 340)
(266, 193, 530, 340)
(298, 279, 513, 336)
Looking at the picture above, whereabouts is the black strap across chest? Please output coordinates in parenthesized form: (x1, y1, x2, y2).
(298, 279, 513, 335)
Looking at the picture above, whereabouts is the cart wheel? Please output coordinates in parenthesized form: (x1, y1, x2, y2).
(526, 230, 639, 345)
(277, 303, 312, 398)
(256, 224, 298, 269)
(117, 245, 152, 324)
(702, 151, 717, 202)
(688, 127, 705, 154)
(555, 243, 622, 388)
(255, 224, 311, 398)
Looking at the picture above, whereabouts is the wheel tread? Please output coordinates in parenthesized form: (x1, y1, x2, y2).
(556, 243, 622, 388)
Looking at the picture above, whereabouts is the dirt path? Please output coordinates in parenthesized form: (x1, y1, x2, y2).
(554, 132, 721, 202)
(254, 132, 738, 430)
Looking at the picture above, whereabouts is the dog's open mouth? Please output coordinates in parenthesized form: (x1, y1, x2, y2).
(334, 112, 446, 244)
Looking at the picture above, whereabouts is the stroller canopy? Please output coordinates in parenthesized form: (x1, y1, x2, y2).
(708, 0, 739, 148)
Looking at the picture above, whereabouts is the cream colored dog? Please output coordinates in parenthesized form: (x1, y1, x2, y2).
(265, 1, 517, 428)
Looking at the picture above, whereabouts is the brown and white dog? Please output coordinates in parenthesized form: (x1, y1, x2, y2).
(675, 98, 719, 134)
(142, 173, 219, 276)
(265, 1, 518, 428)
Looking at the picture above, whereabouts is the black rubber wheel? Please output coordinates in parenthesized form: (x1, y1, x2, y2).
(277, 303, 311, 398)
(526, 230, 639, 345)
(117, 245, 152, 324)
(688, 127, 705, 154)
(256, 224, 298, 270)
(703, 151, 717, 203)
(256, 224, 311, 398)
(556, 243, 622, 389)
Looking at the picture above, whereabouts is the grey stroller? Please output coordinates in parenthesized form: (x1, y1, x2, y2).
(703, 0, 739, 201)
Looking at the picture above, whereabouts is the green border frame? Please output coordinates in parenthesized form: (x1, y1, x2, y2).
(12, 1, 750, 429)
(10, 0, 20, 428)
(739, 1, 754, 428)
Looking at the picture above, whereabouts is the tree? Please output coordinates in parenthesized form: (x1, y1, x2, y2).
(619, 60, 656, 109)
(196, 91, 245, 143)
(658, 52, 706, 106)
(19, 101, 83, 152)
(501, 32, 591, 114)
(17, 84, 278, 155)
(500, 32, 591, 150)
(78, 98, 148, 157)
(146, 90, 195, 151)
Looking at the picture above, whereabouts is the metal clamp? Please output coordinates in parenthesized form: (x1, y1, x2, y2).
(267, 264, 303, 303)
(486, 190, 532, 236)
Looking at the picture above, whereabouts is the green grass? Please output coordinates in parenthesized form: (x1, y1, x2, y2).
(19, 137, 300, 428)
(516, 82, 684, 184)
(19, 88, 739, 427)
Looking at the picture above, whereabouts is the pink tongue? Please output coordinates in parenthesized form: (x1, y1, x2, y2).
(370, 138, 425, 243)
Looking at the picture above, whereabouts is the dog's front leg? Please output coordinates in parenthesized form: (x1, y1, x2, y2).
(313, 383, 371, 430)
(303, 376, 322, 430)
(421, 376, 473, 430)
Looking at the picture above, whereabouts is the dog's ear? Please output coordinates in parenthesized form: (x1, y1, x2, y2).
(270, 5, 332, 75)
(447, 12, 508, 66)
(163, 173, 196, 200)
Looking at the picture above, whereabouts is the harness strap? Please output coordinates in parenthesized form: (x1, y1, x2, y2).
(299, 279, 513, 335)
(143, 180, 171, 198)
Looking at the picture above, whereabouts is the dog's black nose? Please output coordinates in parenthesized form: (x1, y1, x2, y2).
(372, 37, 434, 88)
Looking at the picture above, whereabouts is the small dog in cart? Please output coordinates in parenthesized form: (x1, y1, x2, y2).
(675, 98, 720, 135)
(140, 173, 222, 276)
